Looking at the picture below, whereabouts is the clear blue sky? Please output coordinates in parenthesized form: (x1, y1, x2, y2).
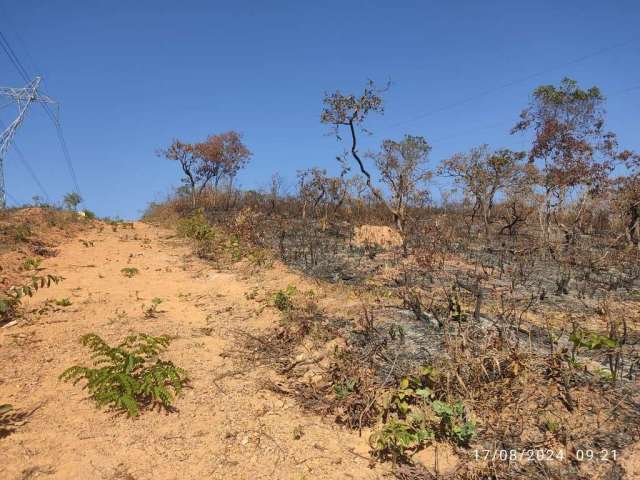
(1, 0, 639, 218)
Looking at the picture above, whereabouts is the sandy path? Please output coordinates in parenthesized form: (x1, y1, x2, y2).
(1, 222, 381, 480)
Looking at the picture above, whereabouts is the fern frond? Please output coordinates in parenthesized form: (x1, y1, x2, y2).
(60, 332, 188, 417)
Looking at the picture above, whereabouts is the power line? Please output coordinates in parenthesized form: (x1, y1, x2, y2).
(0, 28, 82, 199)
(0, 118, 50, 201)
(387, 37, 639, 130)
(5, 190, 20, 205)
(0, 3, 40, 78)
(425, 81, 640, 150)
(0, 30, 30, 82)
(49, 111, 81, 197)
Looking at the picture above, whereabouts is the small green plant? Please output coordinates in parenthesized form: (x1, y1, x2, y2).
(82, 209, 96, 220)
(143, 298, 163, 318)
(80, 239, 95, 247)
(272, 285, 297, 312)
(370, 366, 476, 462)
(370, 367, 437, 462)
(121, 267, 139, 278)
(0, 403, 19, 436)
(541, 415, 560, 434)
(4, 223, 32, 242)
(60, 333, 188, 417)
(21, 257, 42, 271)
(370, 419, 434, 463)
(55, 297, 72, 307)
(332, 378, 358, 399)
(431, 399, 476, 445)
(569, 327, 618, 369)
(0, 274, 64, 324)
(569, 328, 617, 352)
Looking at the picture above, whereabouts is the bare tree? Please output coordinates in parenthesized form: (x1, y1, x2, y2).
(613, 150, 640, 246)
(320, 81, 401, 224)
(269, 172, 284, 215)
(158, 140, 200, 208)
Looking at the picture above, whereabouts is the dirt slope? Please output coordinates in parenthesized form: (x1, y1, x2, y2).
(1, 222, 382, 480)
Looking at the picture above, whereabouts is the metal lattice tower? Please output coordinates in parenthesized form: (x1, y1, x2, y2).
(0, 76, 56, 208)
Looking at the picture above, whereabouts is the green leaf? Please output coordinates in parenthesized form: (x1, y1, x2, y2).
(415, 388, 433, 399)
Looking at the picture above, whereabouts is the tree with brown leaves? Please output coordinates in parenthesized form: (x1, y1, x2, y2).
(159, 132, 251, 208)
(196, 131, 252, 204)
(512, 78, 617, 243)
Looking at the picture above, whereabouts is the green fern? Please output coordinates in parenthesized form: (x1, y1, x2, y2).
(1, 274, 63, 324)
(60, 333, 189, 417)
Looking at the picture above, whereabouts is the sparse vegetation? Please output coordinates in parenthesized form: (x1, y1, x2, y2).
(1, 68, 638, 479)
(142, 297, 163, 318)
(55, 297, 72, 307)
(21, 257, 42, 271)
(141, 77, 640, 478)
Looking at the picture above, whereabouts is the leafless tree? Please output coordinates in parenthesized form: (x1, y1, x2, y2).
(157, 140, 200, 208)
(320, 81, 399, 222)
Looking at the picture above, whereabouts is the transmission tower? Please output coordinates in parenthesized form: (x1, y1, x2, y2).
(0, 76, 56, 208)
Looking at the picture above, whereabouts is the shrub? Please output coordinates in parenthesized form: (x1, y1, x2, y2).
(272, 285, 297, 312)
(4, 223, 32, 242)
(370, 366, 476, 462)
(60, 333, 188, 417)
(22, 257, 42, 271)
(121, 267, 139, 278)
(177, 210, 215, 242)
(177, 210, 217, 258)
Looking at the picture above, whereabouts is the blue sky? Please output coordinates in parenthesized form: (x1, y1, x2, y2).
(1, 0, 639, 218)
